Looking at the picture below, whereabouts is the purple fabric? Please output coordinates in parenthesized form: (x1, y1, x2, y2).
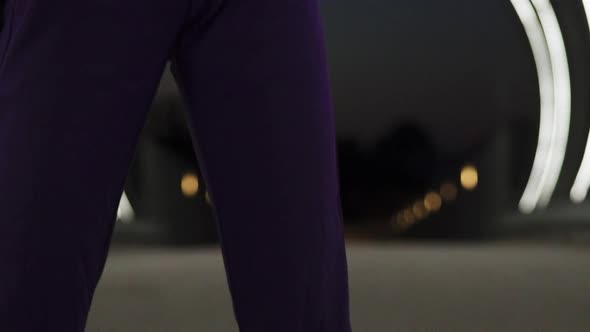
(0, 0, 352, 330)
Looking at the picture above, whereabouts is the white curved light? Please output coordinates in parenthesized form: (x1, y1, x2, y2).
(571, 134, 590, 202)
(531, 0, 571, 208)
(511, 0, 554, 213)
(117, 192, 135, 223)
(570, 0, 590, 203)
(511, 0, 571, 213)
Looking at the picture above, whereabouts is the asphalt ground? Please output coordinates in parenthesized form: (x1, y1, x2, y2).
(86, 240, 590, 332)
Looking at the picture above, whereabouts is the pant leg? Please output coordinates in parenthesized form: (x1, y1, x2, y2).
(0, 0, 186, 330)
(171, 0, 352, 330)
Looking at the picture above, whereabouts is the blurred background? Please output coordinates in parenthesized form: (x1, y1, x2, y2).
(88, 0, 590, 331)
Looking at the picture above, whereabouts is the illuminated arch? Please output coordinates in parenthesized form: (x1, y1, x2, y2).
(570, 0, 590, 203)
(117, 192, 135, 223)
(511, 0, 571, 213)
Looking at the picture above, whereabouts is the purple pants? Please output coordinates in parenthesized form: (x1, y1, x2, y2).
(0, 0, 352, 330)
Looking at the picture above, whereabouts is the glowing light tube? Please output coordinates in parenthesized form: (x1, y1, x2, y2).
(117, 192, 135, 222)
(511, 0, 555, 212)
(571, 134, 590, 202)
(570, 0, 590, 203)
(511, 0, 571, 213)
(531, 0, 571, 208)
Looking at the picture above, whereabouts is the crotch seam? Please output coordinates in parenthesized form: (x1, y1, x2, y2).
(169, 0, 228, 63)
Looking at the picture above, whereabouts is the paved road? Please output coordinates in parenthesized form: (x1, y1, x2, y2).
(87, 242, 590, 332)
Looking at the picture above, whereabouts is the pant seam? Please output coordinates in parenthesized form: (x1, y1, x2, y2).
(0, 0, 16, 77)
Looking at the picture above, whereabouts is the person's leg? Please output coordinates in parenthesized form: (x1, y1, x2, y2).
(171, 0, 352, 331)
(0, 0, 186, 330)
